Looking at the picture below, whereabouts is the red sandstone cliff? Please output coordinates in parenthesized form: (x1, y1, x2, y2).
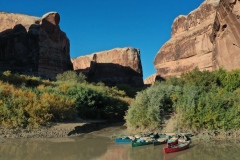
(0, 12, 40, 32)
(154, 0, 219, 78)
(153, 0, 240, 82)
(0, 12, 72, 80)
(144, 73, 165, 85)
(72, 47, 143, 87)
(211, 0, 240, 70)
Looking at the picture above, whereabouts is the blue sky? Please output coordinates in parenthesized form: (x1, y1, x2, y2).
(0, 0, 204, 80)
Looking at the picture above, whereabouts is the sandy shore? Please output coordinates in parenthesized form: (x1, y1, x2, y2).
(0, 120, 124, 138)
(1, 116, 239, 140)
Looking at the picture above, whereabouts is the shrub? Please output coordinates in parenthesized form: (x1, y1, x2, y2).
(217, 69, 240, 92)
(125, 83, 174, 130)
(180, 67, 217, 92)
(125, 68, 240, 132)
(66, 84, 129, 121)
(56, 70, 86, 83)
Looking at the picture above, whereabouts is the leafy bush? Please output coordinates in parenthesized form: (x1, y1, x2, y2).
(116, 84, 144, 98)
(125, 67, 240, 132)
(125, 83, 174, 130)
(0, 71, 49, 87)
(169, 68, 240, 131)
(180, 67, 218, 92)
(0, 71, 132, 128)
(215, 69, 240, 92)
(56, 70, 86, 83)
(66, 84, 128, 121)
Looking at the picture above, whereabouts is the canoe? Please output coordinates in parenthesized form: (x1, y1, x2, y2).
(153, 137, 168, 146)
(132, 139, 154, 147)
(184, 133, 194, 137)
(153, 133, 171, 146)
(163, 141, 191, 153)
(163, 148, 189, 160)
(167, 137, 178, 147)
(178, 135, 191, 143)
(115, 138, 132, 143)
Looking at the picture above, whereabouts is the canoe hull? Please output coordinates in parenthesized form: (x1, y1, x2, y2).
(153, 141, 166, 146)
(163, 141, 190, 153)
(153, 138, 168, 146)
(115, 138, 132, 143)
(132, 141, 153, 147)
(167, 140, 178, 147)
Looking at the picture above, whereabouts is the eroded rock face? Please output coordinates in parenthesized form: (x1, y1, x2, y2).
(144, 73, 165, 85)
(0, 12, 72, 80)
(211, 0, 240, 70)
(0, 12, 40, 32)
(154, 0, 240, 80)
(72, 47, 143, 87)
(154, 0, 219, 78)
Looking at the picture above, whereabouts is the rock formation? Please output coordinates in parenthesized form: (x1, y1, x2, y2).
(72, 47, 143, 87)
(211, 0, 240, 70)
(0, 12, 72, 80)
(154, 0, 240, 81)
(144, 73, 165, 85)
(154, 0, 219, 78)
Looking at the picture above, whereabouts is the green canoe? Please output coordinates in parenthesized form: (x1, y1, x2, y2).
(132, 139, 154, 147)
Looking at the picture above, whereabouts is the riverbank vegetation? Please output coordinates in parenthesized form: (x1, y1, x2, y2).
(125, 68, 240, 136)
(0, 71, 134, 128)
(2, 68, 240, 138)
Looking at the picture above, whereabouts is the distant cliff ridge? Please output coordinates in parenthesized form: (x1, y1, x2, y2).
(72, 47, 144, 87)
(0, 12, 143, 87)
(0, 12, 73, 80)
(153, 0, 240, 82)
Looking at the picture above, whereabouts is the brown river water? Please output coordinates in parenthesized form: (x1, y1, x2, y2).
(0, 125, 240, 160)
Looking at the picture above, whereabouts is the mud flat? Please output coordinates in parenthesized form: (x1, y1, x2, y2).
(0, 120, 124, 138)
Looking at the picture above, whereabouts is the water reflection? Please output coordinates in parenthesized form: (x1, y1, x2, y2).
(163, 140, 240, 160)
(0, 130, 240, 160)
(0, 136, 109, 160)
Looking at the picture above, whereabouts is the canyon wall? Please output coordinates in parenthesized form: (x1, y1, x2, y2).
(211, 0, 240, 70)
(0, 12, 73, 80)
(153, 0, 240, 81)
(72, 47, 144, 87)
(154, 0, 219, 78)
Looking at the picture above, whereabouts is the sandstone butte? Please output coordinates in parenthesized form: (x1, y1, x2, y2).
(72, 47, 144, 87)
(0, 12, 73, 80)
(146, 0, 240, 85)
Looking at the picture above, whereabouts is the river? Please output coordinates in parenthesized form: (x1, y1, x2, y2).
(0, 125, 239, 160)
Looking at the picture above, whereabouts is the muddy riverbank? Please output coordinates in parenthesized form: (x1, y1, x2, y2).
(0, 120, 125, 138)
(1, 125, 240, 160)
(1, 116, 240, 140)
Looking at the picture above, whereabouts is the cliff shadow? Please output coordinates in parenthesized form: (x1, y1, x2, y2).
(76, 62, 144, 88)
(67, 121, 125, 136)
(0, 23, 40, 77)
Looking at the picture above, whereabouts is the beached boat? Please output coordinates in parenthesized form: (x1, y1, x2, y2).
(163, 141, 191, 153)
(115, 137, 132, 143)
(184, 133, 194, 137)
(115, 135, 134, 143)
(132, 138, 154, 147)
(178, 135, 191, 143)
(153, 137, 168, 146)
(167, 137, 178, 146)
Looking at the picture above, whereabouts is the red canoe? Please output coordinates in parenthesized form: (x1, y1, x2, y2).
(167, 137, 178, 147)
(163, 141, 190, 153)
